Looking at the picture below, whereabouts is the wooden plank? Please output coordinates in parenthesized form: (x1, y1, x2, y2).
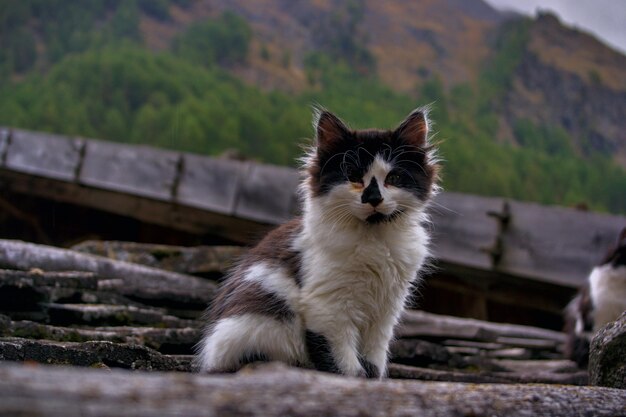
(500, 201, 625, 287)
(80, 139, 179, 201)
(0, 169, 270, 243)
(0, 127, 9, 165)
(429, 192, 501, 271)
(234, 162, 301, 224)
(4, 129, 83, 182)
(177, 154, 246, 215)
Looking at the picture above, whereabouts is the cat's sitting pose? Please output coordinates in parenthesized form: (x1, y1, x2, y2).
(195, 107, 439, 378)
(564, 227, 626, 367)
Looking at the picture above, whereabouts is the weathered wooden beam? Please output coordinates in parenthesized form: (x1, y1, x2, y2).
(430, 192, 626, 289)
(0, 169, 271, 243)
(0, 362, 623, 417)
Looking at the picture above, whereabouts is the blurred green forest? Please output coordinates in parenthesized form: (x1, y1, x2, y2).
(1, 1, 625, 213)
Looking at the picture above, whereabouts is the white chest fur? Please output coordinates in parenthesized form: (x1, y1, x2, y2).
(589, 264, 626, 331)
(297, 205, 429, 329)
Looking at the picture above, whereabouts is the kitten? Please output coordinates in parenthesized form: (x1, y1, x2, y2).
(195, 107, 439, 378)
(564, 227, 626, 367)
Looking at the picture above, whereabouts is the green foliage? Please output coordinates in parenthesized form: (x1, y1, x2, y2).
(513, 119, 574, 156)
(418, 76, 449, 124)
(480, 18, 531, 99)
(172, 12, 252, 68)
(0, 1, 36, 74)
(0, 45, 303, 165)
(137, 0, 170, 21)
(4, 28, 37, 73)
(0, 0, 146, 73)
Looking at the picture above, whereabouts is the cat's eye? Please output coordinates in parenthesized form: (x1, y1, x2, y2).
(385, 173, 402, 186)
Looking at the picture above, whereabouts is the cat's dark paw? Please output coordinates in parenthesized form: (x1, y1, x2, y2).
(358, 358, 380, 379)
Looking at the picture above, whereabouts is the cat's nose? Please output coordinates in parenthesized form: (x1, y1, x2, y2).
(361, 179, 383, 207)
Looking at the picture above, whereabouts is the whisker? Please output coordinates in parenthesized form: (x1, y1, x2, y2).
(392, 159, 429, 176)
(319, 152, 348, 178)
(427, 200, 459, 216)
(357, 146, 375, 161)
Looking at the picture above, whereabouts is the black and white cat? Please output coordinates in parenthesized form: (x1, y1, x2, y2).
(195, 107, 439, 378)
(564, 227, 626, 366)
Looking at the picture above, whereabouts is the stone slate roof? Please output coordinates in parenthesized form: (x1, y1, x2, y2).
(0, 239, 586, 383)
(2, 239, 626, 416)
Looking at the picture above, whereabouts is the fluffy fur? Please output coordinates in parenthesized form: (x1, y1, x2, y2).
(195, 107, 439, 378)
(564, 227, 626, 367)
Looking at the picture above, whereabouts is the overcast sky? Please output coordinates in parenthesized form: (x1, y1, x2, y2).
(484, 0, 626, 55)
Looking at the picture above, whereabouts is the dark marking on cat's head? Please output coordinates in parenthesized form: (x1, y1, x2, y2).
(394, 108, 429, 148)
(600, 226, 626, 267)
(307, 107, 439, 201)
(315, 110, 351, 152)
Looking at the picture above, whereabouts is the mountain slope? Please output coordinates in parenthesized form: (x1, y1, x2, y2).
(134, 1, 626, 167)
(502, 13, 626, 164)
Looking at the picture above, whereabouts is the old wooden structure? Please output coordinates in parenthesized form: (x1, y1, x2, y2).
(1, 126, 625, 330)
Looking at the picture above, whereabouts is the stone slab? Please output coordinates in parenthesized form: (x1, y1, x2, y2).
(0, 362, 623, 417)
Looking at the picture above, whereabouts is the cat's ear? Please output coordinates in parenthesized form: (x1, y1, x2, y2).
(394, 108, 429, 147)
(314, 109, 350, 149)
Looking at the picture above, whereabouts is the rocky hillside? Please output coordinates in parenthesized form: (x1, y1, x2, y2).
(136, 0, 626, 166)
(138, 0, 505, 91)
(502, 12, 626, 163)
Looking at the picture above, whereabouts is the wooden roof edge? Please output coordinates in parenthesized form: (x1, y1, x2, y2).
(1, 126, 625, 287)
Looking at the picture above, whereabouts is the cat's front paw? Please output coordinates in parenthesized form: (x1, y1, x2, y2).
(359, 358, 381, 379)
